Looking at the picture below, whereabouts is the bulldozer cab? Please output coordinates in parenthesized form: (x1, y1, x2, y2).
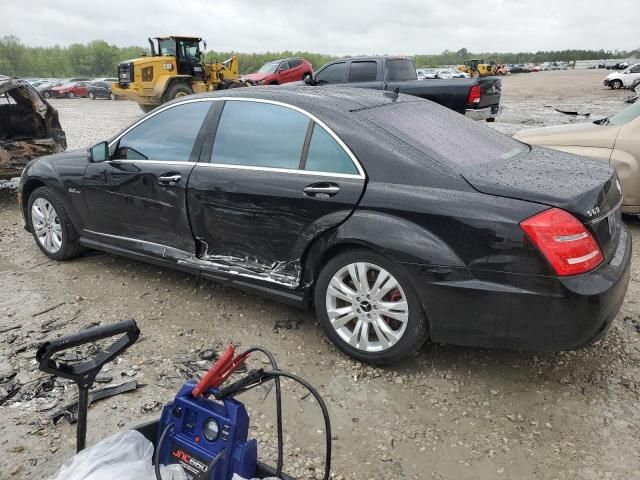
(153, 36, 205, 80)
(464, 59, 483, 70)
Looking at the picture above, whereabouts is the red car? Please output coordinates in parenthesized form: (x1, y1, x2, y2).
(243, 58, 313, 85)
(50, 81, 90, 98)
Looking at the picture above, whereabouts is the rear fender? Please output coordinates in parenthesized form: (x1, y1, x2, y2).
(610, 148, 640, 207)
(301, 210, 464, 288)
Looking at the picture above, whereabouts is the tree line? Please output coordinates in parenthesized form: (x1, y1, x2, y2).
(1, 36, 638, 78)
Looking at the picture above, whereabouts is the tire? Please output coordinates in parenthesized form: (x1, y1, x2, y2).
(269, 81, 279, 85)
(226, 81, 244, 89)
(110, 93, 116, 101)
(67, 92, 75, 99)
(314, 249, 429, 365)
(610, 80, 623, 90)
(27, 186, 82, 261)
(43, 91, 51, 99)
(302, 73, 312, 82)
(88, 92, 95, 100)
(165, 83, 193, 100)
(472, 71, 480, 78)
(139, 104, 157, 113)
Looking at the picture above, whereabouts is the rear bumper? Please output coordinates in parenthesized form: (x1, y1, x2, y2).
(465, 105, 499, 121)
(404, 225, 631, 350)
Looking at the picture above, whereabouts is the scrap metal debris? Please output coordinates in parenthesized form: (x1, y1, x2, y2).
(50, 379, 143, 425)
(554, 108, 591, 116)
(0, 76, 66, 178)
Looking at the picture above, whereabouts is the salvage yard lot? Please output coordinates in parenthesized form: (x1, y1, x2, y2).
(1, 69, 639, 480)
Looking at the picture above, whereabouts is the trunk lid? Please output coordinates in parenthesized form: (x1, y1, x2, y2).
(462, 146, 623, 262)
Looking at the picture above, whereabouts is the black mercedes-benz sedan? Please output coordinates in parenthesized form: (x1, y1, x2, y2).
(18, 87, 631, 364)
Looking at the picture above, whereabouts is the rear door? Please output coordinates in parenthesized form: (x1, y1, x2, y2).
(83, 100, 213, 253)
(346, 60, 383, 88)
(188, 99, 366, 288)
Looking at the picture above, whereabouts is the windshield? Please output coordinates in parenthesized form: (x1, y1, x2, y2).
(358, 100, 526, 169)
(258, 61, 280, 74)
(606, 101, 640, 126)
(158, 38, 176, 56)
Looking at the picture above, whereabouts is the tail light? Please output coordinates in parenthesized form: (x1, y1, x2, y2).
(520, 208, 603, 276)
(467, 85, 481, 105)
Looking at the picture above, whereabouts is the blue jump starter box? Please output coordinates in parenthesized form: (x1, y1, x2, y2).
(157, 381, 257, 480)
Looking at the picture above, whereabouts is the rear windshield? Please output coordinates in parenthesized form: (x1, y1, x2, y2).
(387, 59, 417, 81)
(358, 100, 526, 168)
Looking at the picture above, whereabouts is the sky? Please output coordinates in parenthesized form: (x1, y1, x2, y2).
(2, 0, 638, 54)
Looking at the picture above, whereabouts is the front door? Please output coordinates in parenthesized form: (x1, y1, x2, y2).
(83, 100, 213, 253)
(188, 99, 366, 288)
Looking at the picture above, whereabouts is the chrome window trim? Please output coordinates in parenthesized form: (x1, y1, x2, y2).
(108, 96, 366, 179)
(197, 162, 363, 179)
(107, 159, 198, 167)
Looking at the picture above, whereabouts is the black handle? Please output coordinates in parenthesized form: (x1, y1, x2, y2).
(36, 319, 140, 388)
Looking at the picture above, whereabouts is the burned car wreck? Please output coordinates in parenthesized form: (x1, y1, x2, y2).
(0, 76, 66, 178)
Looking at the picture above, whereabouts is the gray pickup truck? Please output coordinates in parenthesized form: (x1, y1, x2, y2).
(305, 56, 502, 121)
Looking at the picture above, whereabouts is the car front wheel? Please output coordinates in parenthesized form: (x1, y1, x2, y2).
(314, 249, 429, 365)
(610, 80, 623, 89)
(28, 187, 82, 260)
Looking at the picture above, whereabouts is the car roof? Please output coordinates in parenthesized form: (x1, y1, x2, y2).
(180, 85, 421, 115)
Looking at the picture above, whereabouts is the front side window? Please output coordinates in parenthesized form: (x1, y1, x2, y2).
(629, 65, 640, 74)
(315, 63, 347, 84)
(278, 60, 290, 71)
(211, 101, 309, 169)
(305, 124, 358, 175)
(114, 101, 211, 161)
(348, 61, 378, 82)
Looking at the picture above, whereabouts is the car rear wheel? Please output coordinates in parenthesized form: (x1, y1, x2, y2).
(43, 91, 51, 98)
(28, 187, 82, 260)
(88, 92, 95, 100)
(610, 80, 623, 89)
(314, 249, 428, 365)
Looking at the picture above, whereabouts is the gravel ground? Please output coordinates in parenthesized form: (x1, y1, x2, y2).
(1, 70, 640, 480)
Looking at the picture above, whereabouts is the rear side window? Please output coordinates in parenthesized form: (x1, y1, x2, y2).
(304, 124, 358, 175)
(387, 59, 418, 81)
(211, 101, 309, 169)
(114, 101, 211, 161)
(289, 59, 302, 68)
(348, 61, 378, 82)
(315, 63, 347, 84)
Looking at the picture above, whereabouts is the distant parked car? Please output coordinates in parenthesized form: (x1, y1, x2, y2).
(243, 58, 313, 85)
(38, 81, 64, 98)
(417, 68, 437, 79)
(87, 81, 117, 100)
(514, 100, 640, 214)
(604, 63, 640, 89)
(50, 81, 91, 98)
(435, 68, 467, 79)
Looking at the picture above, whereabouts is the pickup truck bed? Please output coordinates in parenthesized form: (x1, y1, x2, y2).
(306, 56, 502, 121)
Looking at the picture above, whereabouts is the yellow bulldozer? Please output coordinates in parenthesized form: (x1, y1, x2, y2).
(112, 36, 245, 112)
(457, 59, 498, 77)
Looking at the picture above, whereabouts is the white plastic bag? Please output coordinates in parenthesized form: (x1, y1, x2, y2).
(48, 430, 187, 480)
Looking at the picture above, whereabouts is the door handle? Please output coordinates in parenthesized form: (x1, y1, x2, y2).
(303, 183, 340, 197)
(158, 174, 181, 184)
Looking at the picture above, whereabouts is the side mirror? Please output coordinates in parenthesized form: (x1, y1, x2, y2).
(89, 141, 109, 162)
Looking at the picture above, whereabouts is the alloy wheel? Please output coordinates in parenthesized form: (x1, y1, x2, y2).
(325, 262, 409, 352)
(31, 197, 63, 254)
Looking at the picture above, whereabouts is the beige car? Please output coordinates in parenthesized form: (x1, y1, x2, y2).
(514, 101, 640, 214)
